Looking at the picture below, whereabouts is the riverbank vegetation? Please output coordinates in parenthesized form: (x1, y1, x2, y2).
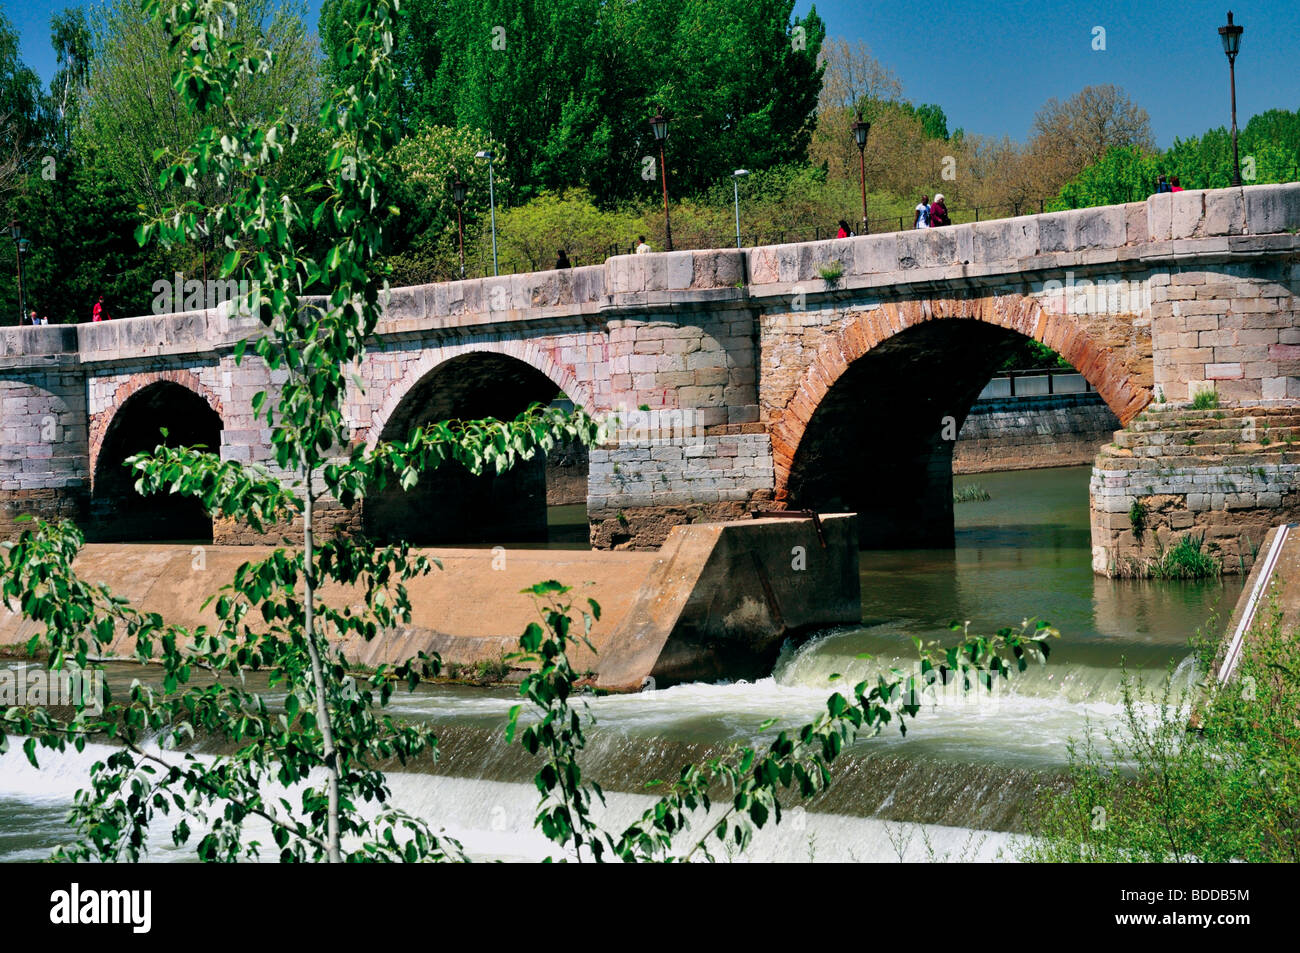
(1117, 532, 1223, 580)
(953, 483, 992, 504)
(1022, 600, 1300, 862)
(2, 1, 1298, 322)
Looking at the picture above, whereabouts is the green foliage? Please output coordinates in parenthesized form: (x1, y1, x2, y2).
(817, 260, 844, 282)
(1052, 109, 1300, 212)
(0, 160, 167, 324)
(1150, 534, 1219, 580)
(387, 124, 504, 278)
(997, 338, 1071, 371)
(494, 189, 638, 271)
(320, 0, 826, 205)
(1023, 601, 1300, 862)
(1128, 499, 1146, 541)
(1048, 144, 1162, 210)
(0, 8, 43, 164)
(78, 0, 318, 217)
(1191, 389, 1220, 410)
(953, 484, 991, 504)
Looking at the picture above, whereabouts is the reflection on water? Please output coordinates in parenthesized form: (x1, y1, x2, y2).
(0, 467, 1245, 860)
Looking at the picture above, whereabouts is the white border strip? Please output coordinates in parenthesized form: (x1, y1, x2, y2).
(1217, 523, 1295, 685)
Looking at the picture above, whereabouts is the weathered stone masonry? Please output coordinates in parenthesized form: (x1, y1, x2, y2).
(1, 183, 1298, 573)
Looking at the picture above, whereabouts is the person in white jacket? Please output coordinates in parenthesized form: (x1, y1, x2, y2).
(914, 196, 930, 229)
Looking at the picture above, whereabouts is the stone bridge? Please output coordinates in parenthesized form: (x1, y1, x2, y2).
(3, 183, 1299, 574)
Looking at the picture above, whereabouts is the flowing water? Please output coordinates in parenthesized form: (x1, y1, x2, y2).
(0, 466, 1244, 861)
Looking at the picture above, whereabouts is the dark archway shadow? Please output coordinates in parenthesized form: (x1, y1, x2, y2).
(365, 352, 588, 546)
(787, 321, 1032, 549)
(90, 382, 223, 542)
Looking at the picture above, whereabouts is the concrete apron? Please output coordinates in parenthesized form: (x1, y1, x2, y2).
(0, 514, 860, 693)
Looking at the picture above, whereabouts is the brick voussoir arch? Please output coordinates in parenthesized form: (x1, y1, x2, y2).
(769, 293, 1152, 502)
(364, 339, 593, 450)
(88, 369, 225, 488)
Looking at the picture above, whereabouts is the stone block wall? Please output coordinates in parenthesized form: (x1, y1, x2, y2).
(1149, 261, 1300, 403)
(1090, 405, 1300, 575)
(954, 393, 1120, 473)
(0, 362, 89, 536)
(588, 308, 773, 549)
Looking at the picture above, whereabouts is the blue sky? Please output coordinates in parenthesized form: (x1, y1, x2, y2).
(7, 0, 1299, 147)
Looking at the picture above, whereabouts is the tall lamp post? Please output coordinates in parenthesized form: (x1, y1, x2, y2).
(731, 169, 750, 248)
(851, 112, 871, 234)
(1218, 11, 1245, 187)
(650, 108, 673, 251)
(9, 220, 28, 325)
(452, 177, 468, 279)
(474, 150, 499, 276)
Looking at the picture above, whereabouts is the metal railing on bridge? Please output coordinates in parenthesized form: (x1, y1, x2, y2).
(976, 368, 1095, 401)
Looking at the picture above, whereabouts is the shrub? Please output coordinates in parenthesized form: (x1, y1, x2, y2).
(1022, 599, 1300, 862)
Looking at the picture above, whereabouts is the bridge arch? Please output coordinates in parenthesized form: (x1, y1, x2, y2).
(364, 340, 592, 450)
(364, 346, 589, 545)
(769, 293, 1152, 547)
(89, 374, 224, 542)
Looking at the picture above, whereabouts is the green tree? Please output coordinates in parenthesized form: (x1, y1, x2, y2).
(0, 7, 43, 198)
(78, 0, 318, 217)
(41, 7, 93, 157)
(0, 159, 167, 323)
(1049, 144, 1163, 210)
(320, 0, 826, 205)
(385, 124, 506, 281)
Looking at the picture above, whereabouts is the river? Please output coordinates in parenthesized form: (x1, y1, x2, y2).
(0, 466, 1244, 862)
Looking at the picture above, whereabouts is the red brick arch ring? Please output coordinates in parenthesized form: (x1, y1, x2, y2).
(88, 369, 225, 490)
(768, 293, 1153, 503)
(364, 340, 593, 451)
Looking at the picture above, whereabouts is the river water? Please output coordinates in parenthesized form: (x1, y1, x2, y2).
(0, 466, 1244, 862)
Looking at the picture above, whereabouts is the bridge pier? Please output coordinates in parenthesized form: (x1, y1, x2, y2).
(0, 328, 90, 539)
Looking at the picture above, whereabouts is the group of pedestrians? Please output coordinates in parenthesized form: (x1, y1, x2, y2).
(14, 294, 111, 327)
(831, 193, 952, 239)
(1154, 174, 1185, 194)
(913, 193, 951, 229)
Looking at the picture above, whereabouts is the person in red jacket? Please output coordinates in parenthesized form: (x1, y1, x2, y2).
(92, 296, 108, 322)
(1170, 176, 1185, 193)
(928, 193, 951, 228)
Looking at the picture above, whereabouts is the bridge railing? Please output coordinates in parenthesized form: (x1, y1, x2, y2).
(977, 369, 1095, 401)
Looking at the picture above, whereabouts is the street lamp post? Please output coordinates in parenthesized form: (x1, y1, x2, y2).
(452, 177, 468, 279)
(731, 169, 750, 248)
(1218, 11, 1245, 187)
(9, 220, 27, 325)
(650, 108, 673, 251)
(851, 112, 871, 234)
(475, 151, 499, 276)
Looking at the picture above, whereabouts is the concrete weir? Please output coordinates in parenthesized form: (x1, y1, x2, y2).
(0, 514, 859, 691)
